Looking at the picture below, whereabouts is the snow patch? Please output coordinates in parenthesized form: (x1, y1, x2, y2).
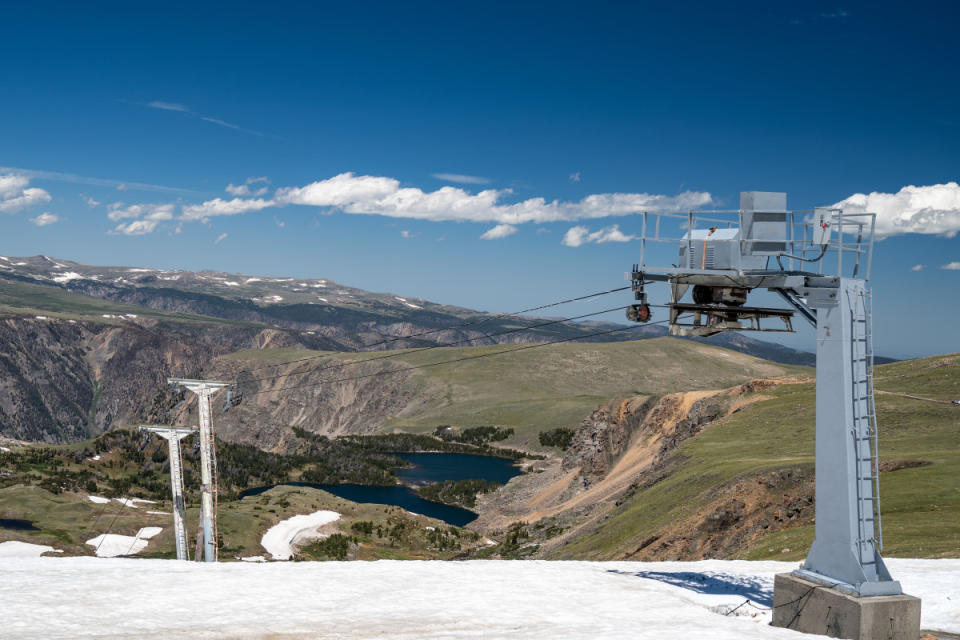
(404, 302, 422, 309)
(0, 541, 62, 557)
(223, 281, 239, 286)
(241, 555, 266, 562)
(34, 315, 49, 320)
(0, 446, 11, 453)
(260, 510, 341, 560)
(86, 526, 163, 557)
(87, 455, 101, 462)
(245, 278, 262, 283)
(52, 272, 84, 284)
(317, 297, 328, 302)
(146, 511, 171, 515)
(87, 495, 110, 504)
(127, 268, 155, 272)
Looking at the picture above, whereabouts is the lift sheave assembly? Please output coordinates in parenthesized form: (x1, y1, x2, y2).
(626, 192, 901, 600)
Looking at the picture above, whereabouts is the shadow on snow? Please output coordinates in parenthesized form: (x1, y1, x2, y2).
(607, 569, 774, 607)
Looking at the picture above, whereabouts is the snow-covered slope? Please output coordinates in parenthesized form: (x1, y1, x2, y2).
(1, 558, 956, 639)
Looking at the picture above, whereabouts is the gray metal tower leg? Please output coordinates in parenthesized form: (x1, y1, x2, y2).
(166, 433, 189, 561)
(799, 278, 900, 596)
(196, 388, 217, 563)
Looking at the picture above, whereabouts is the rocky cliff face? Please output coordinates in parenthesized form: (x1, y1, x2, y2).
(0, 317, 314, 442)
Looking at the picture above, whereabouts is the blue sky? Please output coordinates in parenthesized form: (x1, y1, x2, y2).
(1, 1, 958, 358)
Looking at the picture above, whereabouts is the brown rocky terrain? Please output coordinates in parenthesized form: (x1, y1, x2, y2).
(470, 377, 818, 559)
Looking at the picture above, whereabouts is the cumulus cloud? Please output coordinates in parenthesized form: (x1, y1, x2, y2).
(911, 264, 924, 272)
(275, 172, 711, 225)
(480, 224, 517, 240)
(562, 224, 635, 247)
(0, 174, 52, 213)
(106, 171, 713, 236)
(181, 197, 274, 221)
(226, 176, 270, 197)
(215, 232, 228, 245)
(432, 173, 491, 185)
(833, 182, 960, 238)
(30, 212, 60, 226)
(107, 203, 175, 235)
(942, 262, 960, 270)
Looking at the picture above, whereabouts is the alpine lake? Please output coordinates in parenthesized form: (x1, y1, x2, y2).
(240, 452, 524, 527)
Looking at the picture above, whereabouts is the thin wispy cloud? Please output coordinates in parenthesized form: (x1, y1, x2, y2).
(0, 166, 197, 195)
(911, 264, 925, 272)
(400, 230, 418, 239)
(214, 232, 228, 245)
(137, 100, 265, 137)
(569, 172, 581, 183)
(147, 101, 189, 112)
(432, 173, 491, 185)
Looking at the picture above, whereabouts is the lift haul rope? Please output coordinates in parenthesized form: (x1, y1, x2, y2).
(239, 303, 652, 387)
(243, 317, 677, 398)
(241, 284, 633, 375)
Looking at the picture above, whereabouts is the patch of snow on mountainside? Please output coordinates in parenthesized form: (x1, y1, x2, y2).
(260, 510, 341, 560)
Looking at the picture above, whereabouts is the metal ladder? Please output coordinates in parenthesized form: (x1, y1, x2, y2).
(849, 288, 883, 574)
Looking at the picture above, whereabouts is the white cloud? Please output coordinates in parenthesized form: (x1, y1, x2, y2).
(106, 203, 175, 235)
(273, 216, 285, 228)
(30, 212, 60, 226)
(215, 232, 228, 245)
(911, 264, 924, 272)
(226, 176, 270, 197)
(147, 101, 189, 112)
(181, 198, 274, 221)
(400, 230, 417, 239)
(562, 224, 635, 247)
(0, 174, 52, 213)
(569, 172, 581, 183)
(107, 203, 175, 222)
(82, 195, 101, 208)
(480, 224, 517, 240)
(833, 182, 960, 238)
(432, 173, 491, 185)
(275, 172, 711, 225)
(942, 262, 960, 270)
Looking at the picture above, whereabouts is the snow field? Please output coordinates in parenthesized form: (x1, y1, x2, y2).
(0, 541, 62, 557)
(260, 510, 341, 560)
(0, 558, 956, 639)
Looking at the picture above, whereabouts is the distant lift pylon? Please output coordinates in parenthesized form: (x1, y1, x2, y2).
(138, 424, 197, 561)
(625, 192, 900, 596)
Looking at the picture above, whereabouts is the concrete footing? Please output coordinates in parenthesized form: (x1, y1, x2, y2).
(771, 573, 921, 640)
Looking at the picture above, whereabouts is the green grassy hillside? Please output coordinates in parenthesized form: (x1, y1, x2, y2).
(556, 353, 960, 560)
(225, 337, 808, 448)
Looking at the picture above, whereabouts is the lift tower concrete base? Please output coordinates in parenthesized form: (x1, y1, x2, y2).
(139, 424, 197, 561)
(168, 378, 229, 563)
(626, 193, 920, 640)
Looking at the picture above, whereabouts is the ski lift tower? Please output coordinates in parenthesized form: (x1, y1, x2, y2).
(626, 192, 920, 639)
(139, 424, 197, 561)
(168, 378, 229, 563)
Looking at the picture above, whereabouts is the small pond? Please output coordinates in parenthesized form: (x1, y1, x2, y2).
(0, 518, 40, 531)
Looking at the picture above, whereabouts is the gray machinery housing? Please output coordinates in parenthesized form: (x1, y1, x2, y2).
(627, 192, 900, 597)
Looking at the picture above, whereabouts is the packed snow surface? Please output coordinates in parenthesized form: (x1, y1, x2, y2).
(85, 526, 163, 557)
(0, 558, 956, 639)
(260, 510, 341, 560)
(0, 541, 61, 557)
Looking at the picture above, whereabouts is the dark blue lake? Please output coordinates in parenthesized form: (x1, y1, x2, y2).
(240, 452, 523, 527)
